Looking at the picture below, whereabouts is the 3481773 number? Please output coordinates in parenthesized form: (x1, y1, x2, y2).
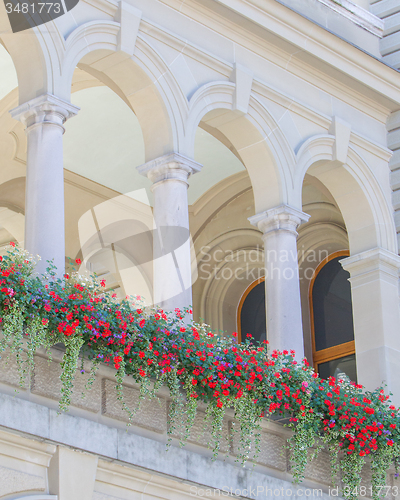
(5, 2, 62, 14)
(343, 486, 399, 497)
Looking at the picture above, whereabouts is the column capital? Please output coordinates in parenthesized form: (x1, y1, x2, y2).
(340, 247, 400, 280)
(137, 153, 202, 186)
(248, 205, 310, 236)
(10, 94, 79, 132)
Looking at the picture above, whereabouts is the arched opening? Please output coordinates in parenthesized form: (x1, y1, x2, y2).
(63, 64, 154, 297)
(296, 137, 397, 255)
(191, 180, 263, 334)
(60, 34, 187, 295)
(64, 41, 179, 161)
(309, 251, 357, 381)
(186, 95, 291, 214)
(188, 90, 292, 333)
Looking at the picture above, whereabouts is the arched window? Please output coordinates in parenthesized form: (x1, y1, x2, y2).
(310, 251, 357, 382)
(237, 278, 266, 344)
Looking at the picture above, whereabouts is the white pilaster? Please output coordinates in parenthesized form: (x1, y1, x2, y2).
(137, 153, 201, 313)
(48, 447, 98, 500)
(249, 205, 309, 359)
(10, 94, 79, 276)
(340, 248, 400, 404)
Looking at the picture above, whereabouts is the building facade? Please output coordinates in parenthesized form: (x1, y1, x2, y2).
(0, 0, 399, 497)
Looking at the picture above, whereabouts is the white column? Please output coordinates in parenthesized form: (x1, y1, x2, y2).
(341, 249, 400, 404)
(10, 94, 79, 276)
(137, 153, 201, 313)
(249, 205, 309, 359)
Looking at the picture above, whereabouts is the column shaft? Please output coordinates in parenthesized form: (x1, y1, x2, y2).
(341, 249, 400, 404)
(250, 205, 309, 359)
(138, 153, 201, 313)
(11, 94, 79, 275)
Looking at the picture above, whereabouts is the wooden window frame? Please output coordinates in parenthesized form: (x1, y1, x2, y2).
(309, 250, 355, 372)
(237, 277, 265, 343)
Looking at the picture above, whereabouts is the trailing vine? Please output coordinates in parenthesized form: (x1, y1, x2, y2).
(59, 334, 85, 412)
(0, 244, 399, 498)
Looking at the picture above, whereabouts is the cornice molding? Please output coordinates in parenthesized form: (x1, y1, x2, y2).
(154, 0, 400, 107)
(279, 0, 383, 37)
(139, 13, 394, 124)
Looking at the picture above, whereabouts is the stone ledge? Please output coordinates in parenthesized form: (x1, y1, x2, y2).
(0, 393, 333, 499)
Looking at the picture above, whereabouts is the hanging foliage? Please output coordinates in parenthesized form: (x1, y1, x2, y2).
(0, 244, 398, 499)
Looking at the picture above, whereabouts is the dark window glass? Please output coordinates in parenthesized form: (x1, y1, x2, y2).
(312, 257, 354, 351)
(240, 281, 266, 344)
(318, 354, 357, 382)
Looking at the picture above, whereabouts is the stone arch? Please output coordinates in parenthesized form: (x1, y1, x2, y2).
(185, 82, 295, 214)
(62, 22, 187, 160)
(0, 17, 66, 103)
(295, 135, 397, 255)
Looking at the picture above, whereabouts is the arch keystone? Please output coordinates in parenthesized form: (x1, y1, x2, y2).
(116, 1, 142, 56)
(230, 63, 253, 115)
(329, 116, 351, 166)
